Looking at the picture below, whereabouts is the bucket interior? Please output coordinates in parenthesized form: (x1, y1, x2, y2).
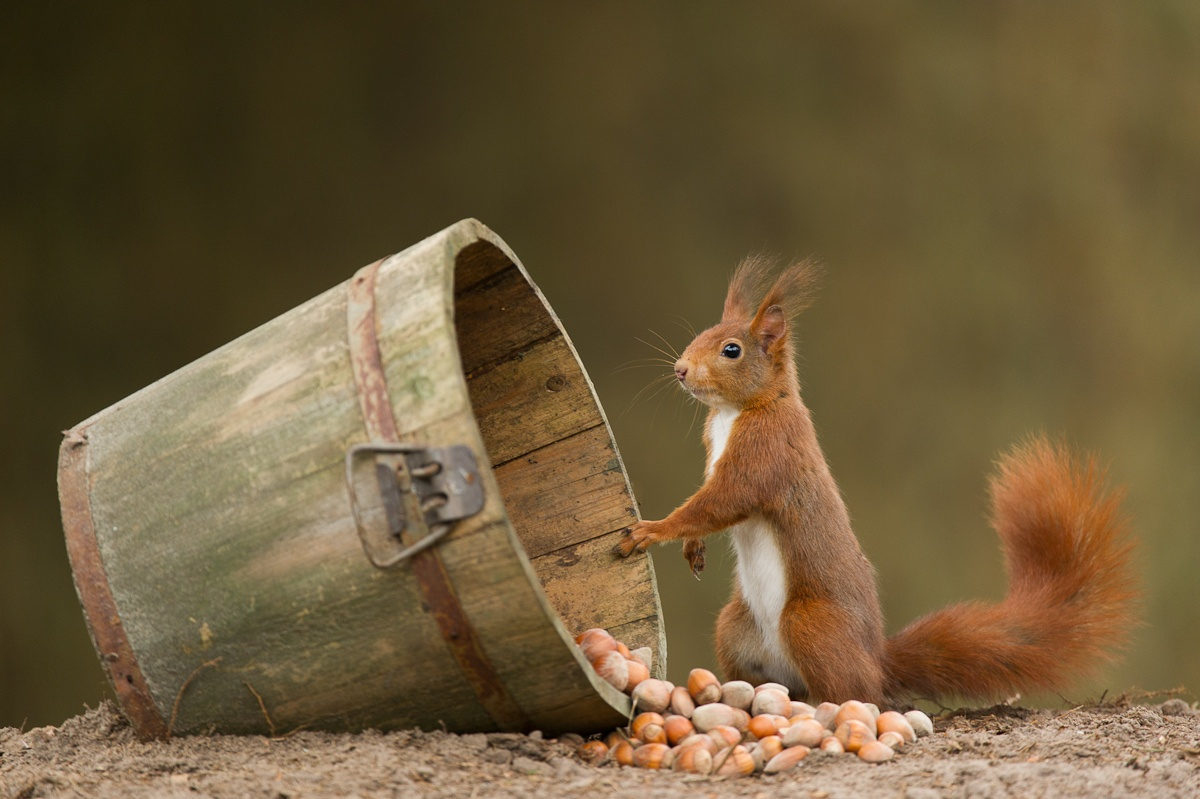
(450, 241, 662, 663)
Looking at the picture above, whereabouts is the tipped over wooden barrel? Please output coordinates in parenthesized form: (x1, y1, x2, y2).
(58, 219, 664, 738)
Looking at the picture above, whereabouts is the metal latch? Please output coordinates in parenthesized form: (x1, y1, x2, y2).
(345, 443, 485, 568)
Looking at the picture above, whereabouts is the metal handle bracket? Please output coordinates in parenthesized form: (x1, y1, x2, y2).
(345, 442, 485, 568)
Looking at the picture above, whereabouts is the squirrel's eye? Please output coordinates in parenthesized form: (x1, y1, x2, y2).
(721, 343, 742, 359)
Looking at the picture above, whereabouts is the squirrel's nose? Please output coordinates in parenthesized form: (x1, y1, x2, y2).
(674, 360, 688, 381)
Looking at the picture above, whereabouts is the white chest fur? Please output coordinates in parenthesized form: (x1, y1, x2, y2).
(706, 405, 740, 477)
(706, 407, 792, 677)
(730, 519, 790, 666)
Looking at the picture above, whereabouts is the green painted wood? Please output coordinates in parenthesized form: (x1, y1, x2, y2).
(62, 219, 663, 736)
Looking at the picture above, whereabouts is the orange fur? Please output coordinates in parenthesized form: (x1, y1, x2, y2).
(616, 257, 1137, 705)
(882, 438, 1137, 700)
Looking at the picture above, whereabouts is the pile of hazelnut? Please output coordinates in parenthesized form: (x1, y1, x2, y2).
(574, 628, 933, 776)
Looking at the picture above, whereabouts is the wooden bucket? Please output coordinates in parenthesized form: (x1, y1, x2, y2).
(58, 219, 663, 738)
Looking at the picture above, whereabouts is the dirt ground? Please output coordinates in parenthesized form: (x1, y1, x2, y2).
(3, 698, 1198, 799)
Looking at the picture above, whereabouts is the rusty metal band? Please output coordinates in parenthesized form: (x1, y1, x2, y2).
(346, 258, 530, 731)
(59, 429, 170, 739)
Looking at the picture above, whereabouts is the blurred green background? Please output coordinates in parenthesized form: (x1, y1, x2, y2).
(3, 3, 1198, 727)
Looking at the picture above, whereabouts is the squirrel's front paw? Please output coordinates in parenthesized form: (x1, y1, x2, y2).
(614, 521, 661, 557)
(683, 539, 706, 578)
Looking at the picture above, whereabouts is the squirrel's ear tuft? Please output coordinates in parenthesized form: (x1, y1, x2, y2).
(748, 259, 821, 353)
(723, 255, 774, 323)
(757, 259, 821, 321)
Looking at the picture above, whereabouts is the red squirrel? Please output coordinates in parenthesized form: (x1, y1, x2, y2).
(615, 257, 1136, 705)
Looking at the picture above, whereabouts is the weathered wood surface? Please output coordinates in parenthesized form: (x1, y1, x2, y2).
(60, 219, 662, 737)
(453, 263, 561, 377)
(453, 260, 665, 662)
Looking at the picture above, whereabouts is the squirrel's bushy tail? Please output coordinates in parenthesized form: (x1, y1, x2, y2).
(883, 436, 1137, 702)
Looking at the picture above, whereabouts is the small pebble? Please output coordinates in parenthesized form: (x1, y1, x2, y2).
(1160, 699, 1195, 717)
(483, 748, 512, 765)
(512, 756, 555, 777)
(557, 732, 585, 749)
